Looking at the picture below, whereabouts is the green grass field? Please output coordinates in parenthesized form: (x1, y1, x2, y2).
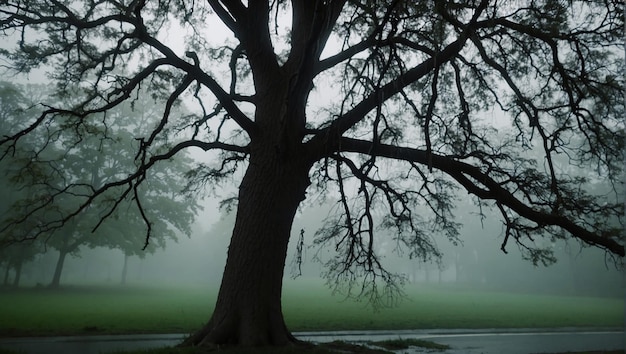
(0, 280, 622, 337)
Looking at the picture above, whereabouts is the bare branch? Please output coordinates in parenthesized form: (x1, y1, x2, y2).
(307, 2, 490, 156)
(207, 0, 242, 34)
(337, 137, 625, 257)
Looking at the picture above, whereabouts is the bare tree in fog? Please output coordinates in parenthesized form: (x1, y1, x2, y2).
(0, 0, 623, 347)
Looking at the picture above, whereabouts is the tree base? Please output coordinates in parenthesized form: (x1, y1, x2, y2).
(179, 313, 299, 348)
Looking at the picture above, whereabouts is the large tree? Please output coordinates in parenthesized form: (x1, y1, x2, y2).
(0, 0, 623, 347)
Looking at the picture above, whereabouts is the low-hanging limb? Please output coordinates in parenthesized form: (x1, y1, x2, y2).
(336, 137, 625, 257)
(0, 138, 249, 247)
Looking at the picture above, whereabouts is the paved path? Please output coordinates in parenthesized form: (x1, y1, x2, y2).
(0, 328, 623, 354)
(0, 334, 183, 354)
(428, 331, 624, 354)
(300, 329, 625, 353)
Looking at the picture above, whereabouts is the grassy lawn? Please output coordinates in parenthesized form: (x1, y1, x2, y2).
(0, 280, 622, 337)
(0, 285, 213, 337)
(282, 280, 623, 331)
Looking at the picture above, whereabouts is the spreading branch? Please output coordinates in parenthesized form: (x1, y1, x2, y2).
(337, 137, 624, 257)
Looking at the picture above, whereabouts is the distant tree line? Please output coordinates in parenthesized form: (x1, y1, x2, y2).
(0, 81, 199, 288)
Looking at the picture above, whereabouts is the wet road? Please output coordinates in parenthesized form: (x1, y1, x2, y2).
(428, 331, 625, 354)
(301, 329, 626, 353)
(0, 334, 183, 354)
(0, 328, 623, 354)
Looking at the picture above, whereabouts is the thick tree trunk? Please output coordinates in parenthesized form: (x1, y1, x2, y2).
(49, 249, 68, 288)
(121, 254, 129, 286)
(182, 145, 311, 347)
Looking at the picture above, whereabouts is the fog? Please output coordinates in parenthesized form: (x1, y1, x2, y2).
(0, 6, 622, 301)
(5, 194, 623, 299)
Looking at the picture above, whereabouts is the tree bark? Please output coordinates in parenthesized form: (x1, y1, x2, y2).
(182, 143, 311, 347)
(49, 249, 68, 288)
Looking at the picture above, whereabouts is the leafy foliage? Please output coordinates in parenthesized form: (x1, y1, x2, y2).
(0, 81, 199, 267)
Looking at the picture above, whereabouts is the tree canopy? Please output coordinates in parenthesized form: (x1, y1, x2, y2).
(0, 81, 199, 287)
(0, 0, 623, 347)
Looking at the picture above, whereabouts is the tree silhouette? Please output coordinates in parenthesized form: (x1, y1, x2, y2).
(0, 81, 50, 287)
(0, 0, 623, 347)
(0, 82, 199, 287)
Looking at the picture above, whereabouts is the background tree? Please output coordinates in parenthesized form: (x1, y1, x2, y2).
(0, 83, 199, 288)
(0, 81, 49, 287)
(43, 121, 199, 288)
(0, 243, 41, 287)
(0, 0, 623, 347)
